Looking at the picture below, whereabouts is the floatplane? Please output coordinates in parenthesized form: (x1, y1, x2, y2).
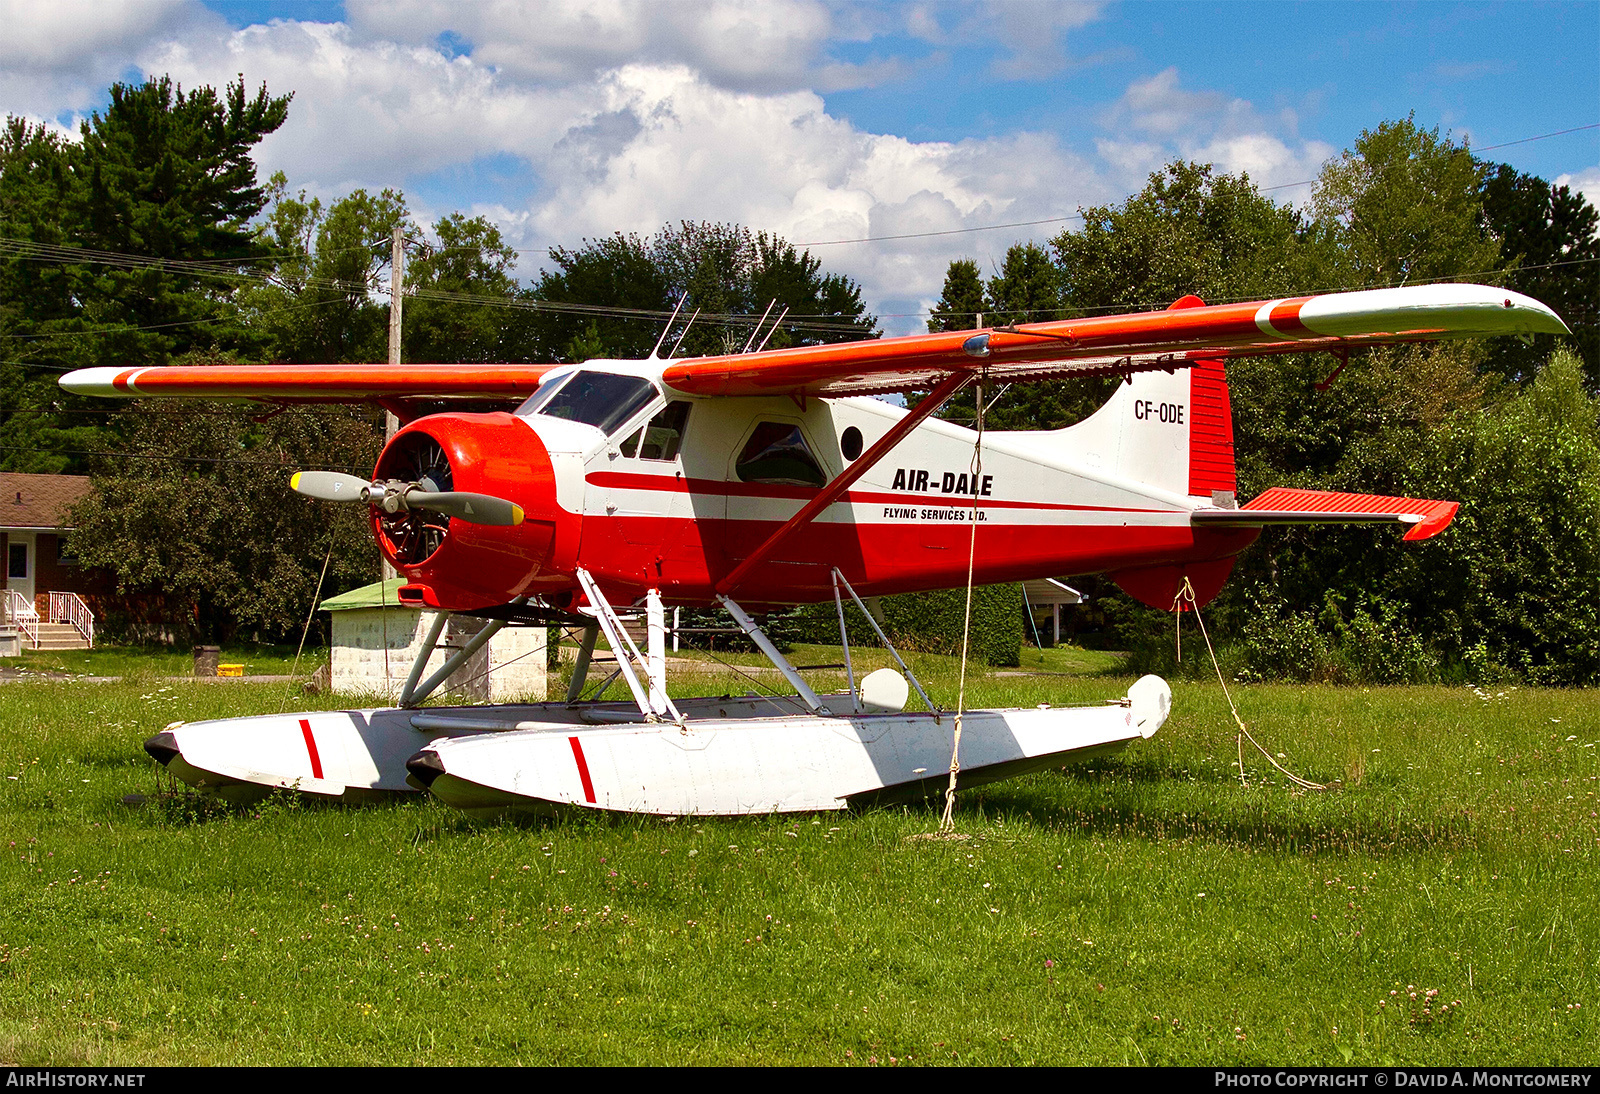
(62, 284, 1567, 816)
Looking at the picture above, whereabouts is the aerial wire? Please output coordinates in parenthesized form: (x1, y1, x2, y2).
(941, 372, 988, 833)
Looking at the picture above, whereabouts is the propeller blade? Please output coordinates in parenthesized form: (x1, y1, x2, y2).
(406, 490, 525, 526)
(291, 470, 373, 502)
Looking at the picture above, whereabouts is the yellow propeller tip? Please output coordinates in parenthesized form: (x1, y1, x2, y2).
(290, 472, 301, 490)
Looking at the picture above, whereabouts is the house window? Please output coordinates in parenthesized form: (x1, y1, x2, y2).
(8, 543, 26, 579)
(56, 535, 78, 566)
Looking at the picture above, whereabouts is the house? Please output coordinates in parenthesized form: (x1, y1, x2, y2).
(1021, 577, 1085, 647)
(320, 579, 546, 702)
(0, 472, 100, 652)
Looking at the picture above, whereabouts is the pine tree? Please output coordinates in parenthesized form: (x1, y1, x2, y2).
(927, 258, 989, 332)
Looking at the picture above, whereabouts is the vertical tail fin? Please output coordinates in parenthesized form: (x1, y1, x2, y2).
(1052, 295, 1236, 500)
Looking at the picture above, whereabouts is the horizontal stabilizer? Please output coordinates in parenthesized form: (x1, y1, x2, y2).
(1192, 486, 1458, 541)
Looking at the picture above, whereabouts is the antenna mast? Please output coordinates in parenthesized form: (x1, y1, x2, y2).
(740, 300, 778, 353)
(648, 293, 689, 359)
(668, 309, 701, 358)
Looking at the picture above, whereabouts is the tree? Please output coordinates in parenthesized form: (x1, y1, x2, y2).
(1479, 163, 1600, 386)
(530, 232, 672, 361)
(241, 179, 413, 364)
(1414, 346, 1600, 684)
(529, 222, 877, 362)
(986, 242, 1062, 324)
(0, 77, 290, 473)
(70, 386, 382, 644)
(927, 258, 989, 333)
(402, 212, 525, 364)
(72, 76, 291, 368)
(1311, 116, 1499, 290)
(1057, 160, 1316, 311)
(0, 119, 95, 472)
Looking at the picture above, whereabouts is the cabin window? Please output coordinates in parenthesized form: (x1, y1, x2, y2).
(525, 371, 659, 436)
(736, 422, 827, 487)
(840, 425, 864, 461)
(623, 401, 692, 461)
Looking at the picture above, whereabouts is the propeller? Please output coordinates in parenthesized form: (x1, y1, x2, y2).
(290, 471, 524, 527)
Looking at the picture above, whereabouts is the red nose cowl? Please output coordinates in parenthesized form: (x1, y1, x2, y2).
(373, 412, 576, 611)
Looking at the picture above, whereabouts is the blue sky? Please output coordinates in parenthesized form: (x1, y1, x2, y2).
(4, 1, 1596, 332)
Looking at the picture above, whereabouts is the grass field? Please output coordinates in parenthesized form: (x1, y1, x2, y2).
(0, 645, 1594, 1065)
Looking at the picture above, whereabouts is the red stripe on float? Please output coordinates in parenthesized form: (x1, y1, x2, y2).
(112, 370, 139, 392)
(568, 736, 596, 804)
(298, 718, 324, 780)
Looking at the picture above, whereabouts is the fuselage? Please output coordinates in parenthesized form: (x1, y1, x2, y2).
(379, 359, 1256, 611)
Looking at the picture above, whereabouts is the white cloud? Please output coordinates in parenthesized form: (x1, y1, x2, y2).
(983, 0, 1104, 80)
(121, 19, 1109, 329)
(1555, 167, 1600, 215)
(138, 19, 573, 192)
(0, 0, 207, 118)
(898, 1, 1105, 80)
(343, 0, 896, 93)
(1098, 67, 1334, 194)
(519, 65, 1107, 325)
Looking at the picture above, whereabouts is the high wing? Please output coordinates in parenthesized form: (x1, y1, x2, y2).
(662, 284, 1569, 398)
(60, 284, 1567, 403)
(59, 363, 559, 401)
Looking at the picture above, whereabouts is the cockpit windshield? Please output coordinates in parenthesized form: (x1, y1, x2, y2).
(518, 371, 659, 435)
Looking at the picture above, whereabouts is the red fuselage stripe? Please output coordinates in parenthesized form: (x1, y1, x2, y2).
(569, 736, 596, 803)
(584, 471, 1169, 514)
(298, 718, 324, 780)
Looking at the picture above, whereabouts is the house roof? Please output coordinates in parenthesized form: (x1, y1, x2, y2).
(319, 578, 412, 612)
(1021, 578, 1084, 606)
(0, 472, 91, 530)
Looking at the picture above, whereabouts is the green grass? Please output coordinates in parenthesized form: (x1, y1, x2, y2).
(0, 649, 1594, 1065)
(7, 643, 313, 680)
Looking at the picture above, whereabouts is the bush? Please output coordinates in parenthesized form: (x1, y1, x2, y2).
(1331, 597, 1439, 684)
(779, 583, 1024, 667)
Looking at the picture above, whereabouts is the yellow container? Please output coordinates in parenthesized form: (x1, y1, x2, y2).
(217, 664, 245, 678)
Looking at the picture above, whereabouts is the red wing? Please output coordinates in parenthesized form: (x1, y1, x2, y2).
(60, 363, 558, 400)
(60, 284, 1566, 403)
(662, 284, 1568, 398)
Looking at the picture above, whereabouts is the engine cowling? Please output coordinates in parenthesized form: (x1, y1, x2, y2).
(373, 412, 579, 610)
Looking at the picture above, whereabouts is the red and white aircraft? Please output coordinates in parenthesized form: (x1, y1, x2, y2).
(62, 283, 1568, 816)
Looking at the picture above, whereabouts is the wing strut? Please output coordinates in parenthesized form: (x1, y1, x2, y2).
(716, 369, 976, 595)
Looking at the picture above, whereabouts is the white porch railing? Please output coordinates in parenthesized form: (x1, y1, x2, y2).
(3, 589, 39, 649)
(48, 591, 94, 648)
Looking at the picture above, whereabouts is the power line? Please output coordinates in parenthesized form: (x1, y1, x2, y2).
(1260, 122, 1599, 193)
(795, 215, 1084, 248)
(0, 116, 1591, 343)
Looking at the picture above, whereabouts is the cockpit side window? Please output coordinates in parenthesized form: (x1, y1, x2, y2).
(626, 401, 692, 461)
(523, 371, 659, 435)
(735, 421, 827, 487)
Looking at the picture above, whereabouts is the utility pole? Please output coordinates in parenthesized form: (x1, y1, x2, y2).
(382, 226, 405, 582)
(387, 225, 404, 438)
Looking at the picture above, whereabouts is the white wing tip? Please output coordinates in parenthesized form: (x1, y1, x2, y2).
(60, 367, 135, 396)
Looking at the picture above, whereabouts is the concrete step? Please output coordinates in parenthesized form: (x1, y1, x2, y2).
(33, 623, 90, 650)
